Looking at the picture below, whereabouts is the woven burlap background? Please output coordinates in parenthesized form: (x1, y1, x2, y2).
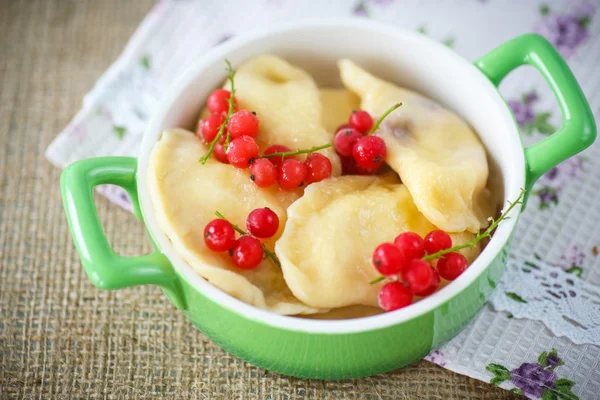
(0, 1, 520, 398)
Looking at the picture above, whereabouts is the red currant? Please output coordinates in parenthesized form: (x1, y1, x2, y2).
(199, 114, 225, 142)
(372, 243, 407, 276)
(207, 89, 236, 115)
(402, 259, 440, 296)
(204, 219, 235, 252)
(304, 153, 332, 184)
(394, 232, 425, 261)
(213, 142, 229, 164)
(378, 282, 413, 312)
(278, 159, 307, 191)
(352, 136, 387, 171)
(340, 156, 371, 175)
(415, 270, 440, 296)
(249, 158, 276, 187)
(264, 144, 294, 167)
(227, 110, 259, 139)
(246, 207, 279, 238)
(437, 252, 468, 281)
(424, 230, 453, 255)
(349, 110, 373, 133)
(226, 136, 259, 168)
(334, 127, 363, 157)
(230, 236, 264, 269)
(336, 123, 351, 132)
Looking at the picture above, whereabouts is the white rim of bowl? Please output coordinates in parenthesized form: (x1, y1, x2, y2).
(137, 17, 525, 334)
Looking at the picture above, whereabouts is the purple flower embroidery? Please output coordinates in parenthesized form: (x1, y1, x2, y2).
(508, 100, 535, 126)
(353, 1, 368, 16)
(424, 349, 446, 367)
(535, 156, 584, 209)
(535, 1, 594, 58)
(559, 245, 585, 271)
(510, 363, 557, 397)
(537, 157, 584, 191)
(546, 353, 563, 368)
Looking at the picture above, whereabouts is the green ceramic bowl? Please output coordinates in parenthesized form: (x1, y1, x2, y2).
(61, 19, 596, 379)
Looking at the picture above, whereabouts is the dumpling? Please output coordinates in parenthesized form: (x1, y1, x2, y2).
(319, 88, 360, 133)
(339, 59, 493, 233)
(223, 55, 342, 175)
(147, 129, 323, 315)
(276, 175, 480, 309)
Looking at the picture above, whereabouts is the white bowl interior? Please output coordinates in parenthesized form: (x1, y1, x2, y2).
(137, 18, 525, 333)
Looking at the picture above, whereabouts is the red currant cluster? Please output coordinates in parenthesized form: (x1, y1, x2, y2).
(204, 208, 280, 270)
(372, 230, 469, 312)
(197, 86, 333, 191)
(334, 104, 401, 174)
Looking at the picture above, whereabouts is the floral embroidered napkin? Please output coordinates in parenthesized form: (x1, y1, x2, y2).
(46, 1, 600, 398)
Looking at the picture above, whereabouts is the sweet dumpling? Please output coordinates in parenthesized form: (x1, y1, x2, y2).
(276, 175, 480, 309)
(319, 88, 360, 133)
(223, 55, 342, 175)
(147, 129, 323, 315)
(339, 59, 493, 233)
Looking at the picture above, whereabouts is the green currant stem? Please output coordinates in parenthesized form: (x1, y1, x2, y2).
(259, 143, 332, 160)
(369, 188, 526, 285)
(199, 60, 237, 164)
(215, 210, 281, 268)
(367, 102, 403, 135)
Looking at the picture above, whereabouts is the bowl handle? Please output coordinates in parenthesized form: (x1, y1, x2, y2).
(475, 34, 596, 193)
(60, 157, 186, 310)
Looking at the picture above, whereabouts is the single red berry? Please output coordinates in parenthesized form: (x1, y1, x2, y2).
(415, 270, 440, 296)
(207, 89, 236, 115)
(378, 282, 413, 312)
(213, 142, 229, 164)
(246, 207, 279, 238)
(402, 259, 440, 296)
(203, 219, 236, 252)
(304, 153, 332, 184)
(349, 110, 373, 133)
(278, 159, 307, 191)
(424, 230, 453, 255)
(199, 114, 225, 142)
(352, 136, 387, 171)
(249, 158, 276, 187)
(394, 232, 425, 261)
(334, 127, 363, 157)
(226, 136, 259, 168)
(264, 144, 294, 167)
(336, 123, 351, 132)
(437, 252, 468, 281)
(230, 236, 264, 269)
(227, 110, 259, 139)
(372, 243, 407, 276)
(340, 156, 371, 175)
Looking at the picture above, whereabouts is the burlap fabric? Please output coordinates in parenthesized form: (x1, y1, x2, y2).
(0, 1, 519, 398)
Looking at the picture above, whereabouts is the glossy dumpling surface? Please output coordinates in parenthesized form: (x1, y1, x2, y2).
(225, 55, 341, 175)
(276, 175, 480, 309)
(339, 59, 493, 233)
(147, 129, 323, 315)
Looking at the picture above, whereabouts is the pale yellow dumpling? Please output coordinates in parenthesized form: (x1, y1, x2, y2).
(339, 59, 493, 233)
(319, 88, 360, 133)
(276, 175, 480, 309)
(224, 55, 342, 175)
(147, 129, 323, 315)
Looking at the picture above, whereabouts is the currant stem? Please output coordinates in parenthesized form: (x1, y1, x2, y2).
(368, 103, 403, 135)
(199, 59, 237, 164)
(215, 210, 281, 268)
(369, 188, 526, 285)
(259, 143, 332, 161)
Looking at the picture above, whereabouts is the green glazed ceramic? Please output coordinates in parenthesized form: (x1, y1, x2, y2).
(60, 19, 596, 379)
